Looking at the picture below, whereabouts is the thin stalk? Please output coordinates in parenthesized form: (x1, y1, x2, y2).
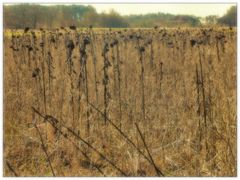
(135, 123, 164, 176)
(33, 123, 56, 176)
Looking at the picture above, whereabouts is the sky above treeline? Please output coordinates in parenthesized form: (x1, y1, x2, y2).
(4, 3, 236, 17)
(89, 4, 235, 17)
(35, 3, 236, 17)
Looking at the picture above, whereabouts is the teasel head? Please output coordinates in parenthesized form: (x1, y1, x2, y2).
(139, 46, 145, 52)
(167, 41, 174, 48)
(30, 31, 35, 36)
(69, 25, 77, 30)
(102, 74, 109, 85)
(67, 40, 75, 50)
(190, 39, 197, 47)
(50, 36, 55, 43)
(28, 46, 33, 51)
(136, 35, 142, 40)
(24, 27, 30, 33)
(215, 33, 225, 40)
(83, 37, 90, 45)
(147, 38, 152, 45)
(39, 42, 44, 47)
(11, 34, 15, 39)
(129, 34, 134, 39)
(32, 68, 40, 78)
(113, 39, 118, 45)
(110, 39, 118, 48)
(103, 42, 109, 54)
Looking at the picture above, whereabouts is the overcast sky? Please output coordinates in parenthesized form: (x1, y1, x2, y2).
(4, 3, 236, 17)
(87, 4, 235, 17)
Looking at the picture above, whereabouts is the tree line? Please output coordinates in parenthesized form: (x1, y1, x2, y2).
(3, 4, 237, 29)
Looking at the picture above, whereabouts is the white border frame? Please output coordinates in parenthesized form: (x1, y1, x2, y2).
(0, 1, 238, 179)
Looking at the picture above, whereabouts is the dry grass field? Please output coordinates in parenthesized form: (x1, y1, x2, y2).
(3, 27, 237, 176)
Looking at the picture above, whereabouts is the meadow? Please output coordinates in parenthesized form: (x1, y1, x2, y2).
(3, 27, 237, 176)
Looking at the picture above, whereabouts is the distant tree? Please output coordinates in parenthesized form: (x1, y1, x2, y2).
(174, 15, 201, 27)
(205, 15, 219, 25)
(3, 4, 99, 29)
(81, 11, 99, 27)
(99, 9, 129, 28)
(4, 4, 203, 29)
(218, 6, 237, 26)
(126, 13, 201, 27)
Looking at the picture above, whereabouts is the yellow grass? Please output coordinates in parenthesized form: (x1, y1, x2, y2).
(3, 27, 237, 177)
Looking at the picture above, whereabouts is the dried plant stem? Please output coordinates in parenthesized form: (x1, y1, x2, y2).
(111, 47, 117, 97)
(150, 40, 154, 69)
(116, 43, 122, 129)
(135, 123, 164, 176)
(40, 33, 47, 115)
(79, 38, 90, 137)
(216, 39, 221, 62)
(87, 102, 163, 171)
(90, 29, 99, 104)
(6, 161, 18, 177)
(159, 62, 163, 99)
(33, 123, 56, 176)
(198, 46, 207, 128)
(195, 64, 202, 152)
(32, 107, 127, 176)
(139, 50, 146, 122)
(102, 42, 110, 125)
(84, 57, 90, 137)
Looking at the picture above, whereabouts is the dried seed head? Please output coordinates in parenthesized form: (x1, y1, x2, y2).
(113, 39, 118, 45)
(136, 35, 142, 40)
(24, 27, 30, 33)
(39, 42, 44, 47)
(167, 41, 174, 48)
(50, 36, 55, 43)
(139, 46, 145, 52)
(103, 43, 109, 54)
(83, 37, 90, 45)
(129, 34, 134, 39)
(69, 26, 77, 30)
(67, 40, 75, 50)
(28, 46, 33, 51)
(32, 68, 40, 78)
(147, 39, 152, 45)
(190, 39, 197, 47)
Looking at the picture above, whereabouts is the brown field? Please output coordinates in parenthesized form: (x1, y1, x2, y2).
(3, 27, 237, 176)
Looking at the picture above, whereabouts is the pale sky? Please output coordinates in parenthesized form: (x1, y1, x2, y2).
(87, 4, 236, 17)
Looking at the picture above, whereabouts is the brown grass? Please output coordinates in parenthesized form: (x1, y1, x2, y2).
(3, 27, 237, 176)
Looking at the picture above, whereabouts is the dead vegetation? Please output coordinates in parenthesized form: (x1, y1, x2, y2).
(4, 27, 236, 176)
